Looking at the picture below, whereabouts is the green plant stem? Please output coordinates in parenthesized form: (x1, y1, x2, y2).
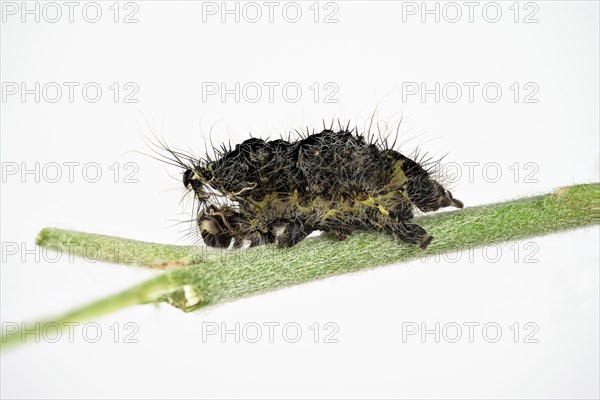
(35, 229, 220, 268)
(1, 274, 181, 348)
(3, 183, 599, 348)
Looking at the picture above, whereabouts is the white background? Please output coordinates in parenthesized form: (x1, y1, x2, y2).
(1, 1, 599, 399)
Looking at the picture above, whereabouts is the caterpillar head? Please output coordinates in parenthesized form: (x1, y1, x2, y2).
(196, 205, 236, 248)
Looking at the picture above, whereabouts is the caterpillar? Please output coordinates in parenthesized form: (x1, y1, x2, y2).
(157, 122, 463, 250)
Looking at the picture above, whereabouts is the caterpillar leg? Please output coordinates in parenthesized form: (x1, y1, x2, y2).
(387, 220, 433, 250)
(272, 219, 314, 248)
(230, 230, 276, 249)
(320, 226, 353, 241)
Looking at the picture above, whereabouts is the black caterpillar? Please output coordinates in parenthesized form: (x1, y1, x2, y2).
(162, 126, 463, 250)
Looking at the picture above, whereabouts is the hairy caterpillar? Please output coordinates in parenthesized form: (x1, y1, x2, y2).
(155, 122, 463, 250)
